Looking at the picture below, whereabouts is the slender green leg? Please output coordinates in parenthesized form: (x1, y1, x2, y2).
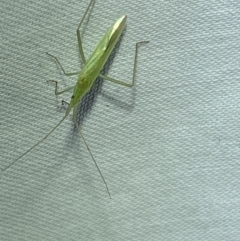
(47, 80, 75, 95)
(99, 41, 149, 87)
(46, 0, 95, 76)
(52, 0, 111, 197)
(46, 52, 80, 76)
(76, 0, 95, 64)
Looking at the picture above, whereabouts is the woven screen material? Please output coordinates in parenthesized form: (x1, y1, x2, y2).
(1, 0, 240, 240)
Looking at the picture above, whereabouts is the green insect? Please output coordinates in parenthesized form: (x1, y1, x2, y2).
(2, 0, 148, 198)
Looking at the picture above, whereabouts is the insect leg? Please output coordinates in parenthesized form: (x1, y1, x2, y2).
(62, 100, 70, 106)
(46, 80, 75, 95)
(99, 41, 149, 87)
(76, 0, 95, 64)
(46, 52, 80, 76)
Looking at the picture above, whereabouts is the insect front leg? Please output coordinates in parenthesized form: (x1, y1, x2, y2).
(99, 41, 149, 87)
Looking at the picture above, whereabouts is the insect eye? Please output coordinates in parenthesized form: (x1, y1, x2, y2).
(71, 95, 74, 99)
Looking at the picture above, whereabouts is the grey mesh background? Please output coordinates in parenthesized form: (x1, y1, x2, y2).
(1, 0, 240, 240)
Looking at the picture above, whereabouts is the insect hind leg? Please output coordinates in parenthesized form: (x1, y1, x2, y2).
(99, 41, 149, 87)
(76, 0, 95, 65)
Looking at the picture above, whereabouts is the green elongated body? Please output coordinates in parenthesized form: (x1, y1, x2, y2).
(70, 15, 127, 107)
(2, 0, 148, 198)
